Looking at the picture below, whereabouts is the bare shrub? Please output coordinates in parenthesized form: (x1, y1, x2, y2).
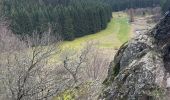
(0, 22, 63, 100)
(127, 7, 162, 17)
(59, 42, 112, 99)
(0, 21, 25, 53)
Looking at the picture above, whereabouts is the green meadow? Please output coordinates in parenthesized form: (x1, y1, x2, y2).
(61, 12, 131, 50)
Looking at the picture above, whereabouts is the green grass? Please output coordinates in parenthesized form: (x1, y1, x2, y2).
(61, 12, 131, 50)
(117, 17, 130, 43)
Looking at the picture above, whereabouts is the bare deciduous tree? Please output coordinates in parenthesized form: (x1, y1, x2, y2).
(59, 42, 112, 99)
(59, 49, 87, 86)
(0, 22, 64, 100)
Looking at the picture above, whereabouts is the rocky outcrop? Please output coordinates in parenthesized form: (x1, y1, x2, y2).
(100, 12, 170, 100)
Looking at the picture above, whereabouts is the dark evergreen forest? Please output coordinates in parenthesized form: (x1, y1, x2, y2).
(161, 0, 170, 13)
(102, 0, 161, 11)
(2, 0, 169, 41)
(2, 0, 112, 40)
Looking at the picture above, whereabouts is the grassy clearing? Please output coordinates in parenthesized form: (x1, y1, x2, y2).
(50, 12, 131, 63)
(51, 12, 131, 60)
(61, 12, 131, 49)
(117, 17, 130, 43)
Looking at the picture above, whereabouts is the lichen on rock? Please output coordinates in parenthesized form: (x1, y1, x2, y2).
(100, 12, 170, 100)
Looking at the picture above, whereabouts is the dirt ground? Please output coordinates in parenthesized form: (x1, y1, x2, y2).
(131, 15, 157, 37)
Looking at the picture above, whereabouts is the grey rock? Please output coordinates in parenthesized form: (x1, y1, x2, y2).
(100, 12, 170, 100)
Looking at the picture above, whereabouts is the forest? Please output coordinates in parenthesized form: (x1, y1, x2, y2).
(2, 0, 170, 41)
(161, 0, 170, 12)
(103, 0, 161, 11)
(2, 0, 112, 40)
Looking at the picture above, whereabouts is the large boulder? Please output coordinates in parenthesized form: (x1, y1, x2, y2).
(99, 12, 170, 100)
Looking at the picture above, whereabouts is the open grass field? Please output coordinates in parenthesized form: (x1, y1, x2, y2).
(61, 12, 131, 50)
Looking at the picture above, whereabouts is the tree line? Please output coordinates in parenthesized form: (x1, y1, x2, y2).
(102, 0, 161, 11)
(2, 0, 112, 40)
(161, 0, 170, 13)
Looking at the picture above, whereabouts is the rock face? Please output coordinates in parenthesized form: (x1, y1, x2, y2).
(100, 12, 170, 100)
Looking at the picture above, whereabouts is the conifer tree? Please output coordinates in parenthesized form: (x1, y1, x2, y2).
(2, 0, 112, 40)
